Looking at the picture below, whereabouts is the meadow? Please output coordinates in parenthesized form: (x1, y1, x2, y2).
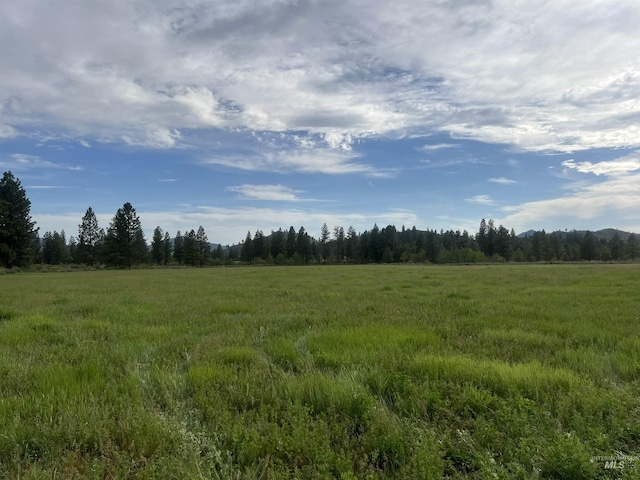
(0, 264, 639, 479)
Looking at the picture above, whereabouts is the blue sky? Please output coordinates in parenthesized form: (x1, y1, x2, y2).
(2, 0, 640, 245)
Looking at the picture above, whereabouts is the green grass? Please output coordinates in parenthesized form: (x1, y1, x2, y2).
(1, 264, 640, 478)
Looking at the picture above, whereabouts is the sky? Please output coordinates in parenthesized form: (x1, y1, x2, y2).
(2, 0, 640, 245)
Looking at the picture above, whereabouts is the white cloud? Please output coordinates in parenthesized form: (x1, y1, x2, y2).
(0, 124, 17, 139)
(562, 153, 640, 176)
(324, 132, 354, 151)
(418, 143, 459, 151)
(227, 184, 303, 201)
(465, 195, 495, 205)
(204, 147, 395, 177)
(0, 153, 79, 171)
(488, 177, 516, 184)
(0, 0, 639, 152)
(121, 127, 182, 149)
(500, 173, 640, 232)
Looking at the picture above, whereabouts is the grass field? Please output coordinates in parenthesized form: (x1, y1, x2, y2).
(1, 264, 639, 479)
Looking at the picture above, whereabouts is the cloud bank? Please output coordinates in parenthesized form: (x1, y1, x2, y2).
(1, 0, 639, 155)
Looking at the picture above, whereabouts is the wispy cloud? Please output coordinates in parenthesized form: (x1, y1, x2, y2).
(0, 153, 61, 171)
(562, 153, 640, 176)
(418, 143, 459, 151)
(0, 125, 17, 139)
(227, 184, 303, 201)
(465, 195, 495, 205)
(0, 153, 76, 171)
(422, 156, 489, 169)
(204, 147, 396, 177)
(488, 177, 517, 184)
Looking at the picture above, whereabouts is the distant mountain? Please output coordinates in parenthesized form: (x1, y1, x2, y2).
(517, 230, 536, 239)
(517, 228, 634, 241)
(592, 228, 633, 242)
(167, 238, 222, 250)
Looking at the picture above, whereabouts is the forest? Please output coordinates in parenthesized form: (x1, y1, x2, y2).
(2, 170, 639, 269)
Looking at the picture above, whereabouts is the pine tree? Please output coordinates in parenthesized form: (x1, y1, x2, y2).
(476, 219, 489, 256)
(320, 223, 330, 262)
(212, 244, 223, 261)
(163, 232, 172, 265)
(196, 226, 209, 267)
(0, 171, 38, 268)
(270, 228, 285, 258)
(105, 202, 147, 267)
(253, 230, 265, 261)
(296, 226, 311, 263)
(174, 231, 184, 265)
(77, 207, 101, 266)
(151, 226, 164, 265)
(241, 231, 253, 263)
(334, 226, 345, 262)
(286, 226, 297, 259)
(183, 230, 198, 266)
(627, 234, 638, 262)
(42, 231, 70, 264)
(346, 226, 357, 261)
(580, 231, 597, 262)
(610, 233, 624, 261)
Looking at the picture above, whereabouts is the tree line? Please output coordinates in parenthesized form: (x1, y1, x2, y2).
(1, 170, 639, 269)
(233, 220, 640, 265)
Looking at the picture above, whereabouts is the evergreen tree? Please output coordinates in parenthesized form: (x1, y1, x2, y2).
(77, 207, 101, 266)
(320, 223, 330, 262)
(476, 219, 488, 256)
(296, 226, 311, 263)
(163, 232, 172, 265)
(151, 226, 164, 265)
(241, 231, 253, 263)
(531, 231, 547, 261)
(334, 226, 345, 262)
(105, 202, 147, 268)
(627, 234, 638, 262)
(345, 226, 357, 261)
(196, 226, 209, 267)
(424, 230, 440, 263)
(174, 231, 184, 265)
(610, 233, 624, 261)
(486, 219, 496, 257)
(253, 230, 265, 261)
(42, 231, 70, 265)
(580, 231, 597, 262)
(382, 246, 393, 263)
(0, 171, 38, 268)
(183, 230, 198, 266)
(286, 226, 297, 259)
(494, 225, 512, 260)
(270, 228, 285, 258)
(369, 224, 382, 262)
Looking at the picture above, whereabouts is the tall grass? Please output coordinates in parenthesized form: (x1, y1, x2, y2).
(1, 264, 639, 478)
